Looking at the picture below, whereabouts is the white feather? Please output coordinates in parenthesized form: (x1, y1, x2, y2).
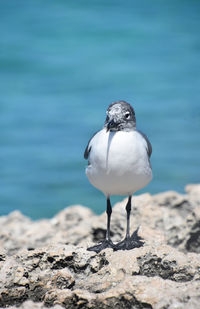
(86, 128, 152, 196)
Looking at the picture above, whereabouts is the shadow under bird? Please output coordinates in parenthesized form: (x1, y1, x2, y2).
(84, 100, 152, 253)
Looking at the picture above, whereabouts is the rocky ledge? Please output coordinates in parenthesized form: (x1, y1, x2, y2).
(0, 184, 200, 309)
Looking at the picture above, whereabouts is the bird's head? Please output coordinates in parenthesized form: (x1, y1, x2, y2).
(104, 100, 136, 132)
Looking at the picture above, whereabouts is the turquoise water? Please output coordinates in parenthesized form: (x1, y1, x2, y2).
(0, 0, 200, 219)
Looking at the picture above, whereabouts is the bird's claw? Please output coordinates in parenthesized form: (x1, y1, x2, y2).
(87, 239, 114, 253)
(113, 228, 144, 251)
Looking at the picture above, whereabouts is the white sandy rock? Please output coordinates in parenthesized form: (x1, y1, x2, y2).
(0, 185, 200, 308)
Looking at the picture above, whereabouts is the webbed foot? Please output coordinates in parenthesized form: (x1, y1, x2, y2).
(87, 239, 114, 253)
(113, 228, 144, 251)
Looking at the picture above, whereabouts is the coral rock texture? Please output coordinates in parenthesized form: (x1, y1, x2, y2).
(0, 184, 200, 309)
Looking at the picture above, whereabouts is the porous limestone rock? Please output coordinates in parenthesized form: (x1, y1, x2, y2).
(0, 184, 200, 309)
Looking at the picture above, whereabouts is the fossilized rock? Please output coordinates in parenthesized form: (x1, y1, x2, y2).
(0, 184, 200, 308)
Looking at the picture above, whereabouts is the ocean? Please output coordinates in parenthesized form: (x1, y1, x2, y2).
(0, 0, 200, 219)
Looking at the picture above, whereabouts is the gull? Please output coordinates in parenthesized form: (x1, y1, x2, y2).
(84, 100, 152, 252)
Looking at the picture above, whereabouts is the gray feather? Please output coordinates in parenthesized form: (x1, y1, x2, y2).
(137, 130, 152, 158)
(84, 131, 98, 159)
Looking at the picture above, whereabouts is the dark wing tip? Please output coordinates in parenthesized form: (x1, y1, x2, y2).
(84, 145, 91, 159)
(137, 130, 152, 158)
(84, 131, 98, 160)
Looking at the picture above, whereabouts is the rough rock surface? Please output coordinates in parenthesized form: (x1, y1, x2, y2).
(0, 184, 200, 309)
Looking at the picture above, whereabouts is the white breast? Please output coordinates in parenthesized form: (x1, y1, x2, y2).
(86, 128, 152, 196)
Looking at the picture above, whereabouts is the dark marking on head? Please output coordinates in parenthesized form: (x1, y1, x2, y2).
(104, 100, 136, 132)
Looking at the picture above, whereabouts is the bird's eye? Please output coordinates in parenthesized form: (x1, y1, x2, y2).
(125, 112, 130, 119)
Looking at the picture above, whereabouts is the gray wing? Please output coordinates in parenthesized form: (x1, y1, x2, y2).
(137, 130, 152, 158)
(84, 131, 98, 160)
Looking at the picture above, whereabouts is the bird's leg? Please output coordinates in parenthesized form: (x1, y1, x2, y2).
(113, 195, 144, 251)
(125, 195, 131, 239)
(87, 197, 114, 253)
(106, 197, 112, 241)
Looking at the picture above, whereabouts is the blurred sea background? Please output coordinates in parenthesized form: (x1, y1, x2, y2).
(0, 0, 200, 219)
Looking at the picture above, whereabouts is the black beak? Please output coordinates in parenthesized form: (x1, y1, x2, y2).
(106, 119, 118, 132)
